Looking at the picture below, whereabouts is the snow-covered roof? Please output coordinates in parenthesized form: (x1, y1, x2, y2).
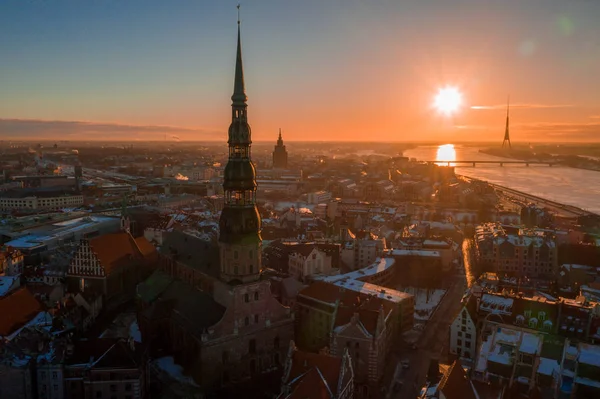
(578, 343, 600, 367)
(324, 257, 395, 283)
(537, 357, 560, 376)
(390, 249, 441, 258)
(519, 333, 541, 355)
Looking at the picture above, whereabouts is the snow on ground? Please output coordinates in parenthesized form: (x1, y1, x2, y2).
(154, 356, 199, 387)
(400, 287, 447, 321)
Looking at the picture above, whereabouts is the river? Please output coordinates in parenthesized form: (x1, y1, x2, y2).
(403, 145, 600, 215)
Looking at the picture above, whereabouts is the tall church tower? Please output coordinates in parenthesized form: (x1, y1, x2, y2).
(218, 15, 262, 284)
(272, 128, 288, 169)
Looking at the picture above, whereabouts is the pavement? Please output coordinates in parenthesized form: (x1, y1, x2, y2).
(385, 249, 472, 398)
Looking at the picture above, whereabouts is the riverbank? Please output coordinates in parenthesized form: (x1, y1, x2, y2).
(479, 148, 600, 173)
(459, 175, 597, 218)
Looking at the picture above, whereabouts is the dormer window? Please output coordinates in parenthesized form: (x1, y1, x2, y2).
(529, 318, 538, 329)
(538, 311, 546, 321)
(524, 310, 532, 318)
(516, 315, 525, 325)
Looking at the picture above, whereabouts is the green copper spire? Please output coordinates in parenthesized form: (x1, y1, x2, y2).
(231, 5, 247, 106)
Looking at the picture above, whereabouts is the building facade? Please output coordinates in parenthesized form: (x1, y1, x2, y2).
(449, 295, 478, 361)
(272, 129, 288, 169)
(288, 245, 333, 281)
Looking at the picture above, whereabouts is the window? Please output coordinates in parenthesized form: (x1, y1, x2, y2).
(222, 351, 229, 364)
(125, 383, 132, 391)
(234, 265, 238, 275)
(524, 310, 532, 318)
(466, 333, 472, 339)
(234, 251, 238, 259)
(458, 331, 462, 337)
(254, 314, 259, 323)
(244, 294, 249, 303)
(462, 318, 466, 325)
(254, 292, 259, 301)
(249, 264, 253, 274)
(52, 371, 58, 379)
(249, 339, 256, 354)
(245, 317, 249, 326)
(457, 339, 462, 346)
(41, 371, 46, 379)
(274, 352, 280, 365)
(274, 336, 280, 349)
(538, 311, 546, 321)
(53, 384, 58, 391)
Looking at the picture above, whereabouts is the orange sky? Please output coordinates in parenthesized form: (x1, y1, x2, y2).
(1, 1, 599, 142)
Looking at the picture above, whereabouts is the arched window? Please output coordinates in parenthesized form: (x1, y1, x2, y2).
(254, 292, 259, 301)
(529, 318, 538, 329)
(538, 311, 546, 321)
(244, 293, 249, 303)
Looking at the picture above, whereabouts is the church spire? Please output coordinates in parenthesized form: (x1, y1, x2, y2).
(232, 4, 247, 106)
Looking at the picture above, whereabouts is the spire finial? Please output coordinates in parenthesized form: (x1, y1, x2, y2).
(232, 4, 247, 105)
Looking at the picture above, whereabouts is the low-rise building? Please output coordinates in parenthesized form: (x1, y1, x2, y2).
(278, 340, 354, 399)
(449, 295, 478, 361)
(288, 244, 333, 282)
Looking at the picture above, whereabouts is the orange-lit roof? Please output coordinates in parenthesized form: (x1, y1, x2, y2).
(89, 232, 143, 275)
(0, 288, 43, 337)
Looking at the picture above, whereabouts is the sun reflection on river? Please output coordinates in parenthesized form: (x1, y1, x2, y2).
(436, 144, 457, 166)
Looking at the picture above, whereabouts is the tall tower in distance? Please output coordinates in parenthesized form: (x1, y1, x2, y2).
(502, 96, 512, 149)
(272, 128, 288, 169)
(218, 9, 262, 284)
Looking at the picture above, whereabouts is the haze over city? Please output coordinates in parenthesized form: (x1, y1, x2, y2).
(1, 0, 600, 142)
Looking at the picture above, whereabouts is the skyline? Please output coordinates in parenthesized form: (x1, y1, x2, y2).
(1, 0, 600, 142)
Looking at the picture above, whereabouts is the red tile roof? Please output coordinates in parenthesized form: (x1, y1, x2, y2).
(286, 350, 342, 397)
(89, 232, 154, 275)
(0, 288, 43, 337)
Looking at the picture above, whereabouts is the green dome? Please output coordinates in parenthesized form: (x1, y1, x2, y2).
(219, 206, 262, 244)
(223, 159, 256, 191)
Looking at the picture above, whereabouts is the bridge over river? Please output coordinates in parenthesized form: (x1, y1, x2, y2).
(426, 160, 558, 167)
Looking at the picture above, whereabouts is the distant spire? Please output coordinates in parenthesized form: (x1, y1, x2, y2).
(278, 128, 282, 140)
(232, 4, 247, 105)
(502, 95, 512, 149)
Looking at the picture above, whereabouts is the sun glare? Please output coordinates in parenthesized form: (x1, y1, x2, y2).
(433, 86, 463, 115)
(436, 144, 457, 165)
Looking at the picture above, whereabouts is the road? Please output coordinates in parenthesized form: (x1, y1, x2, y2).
(386, 267, 468, 398)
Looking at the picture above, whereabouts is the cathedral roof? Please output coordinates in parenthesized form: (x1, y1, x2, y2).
(160, 230, 220, 279)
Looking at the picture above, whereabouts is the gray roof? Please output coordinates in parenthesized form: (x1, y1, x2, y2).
(160, 230, 220, 278)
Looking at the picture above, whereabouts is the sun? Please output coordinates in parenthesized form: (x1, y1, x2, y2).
(433, 86, 463, 115)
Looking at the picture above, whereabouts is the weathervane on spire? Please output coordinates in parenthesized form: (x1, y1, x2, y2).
(237, 4, 241, 25)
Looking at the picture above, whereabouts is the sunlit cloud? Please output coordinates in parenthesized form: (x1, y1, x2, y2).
(470, 104, 576, 110)
(0, 118, 222, 141)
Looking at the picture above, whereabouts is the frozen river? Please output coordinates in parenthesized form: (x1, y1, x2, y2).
(404, 145, 600, 215)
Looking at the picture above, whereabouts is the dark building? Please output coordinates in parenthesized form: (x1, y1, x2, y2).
(137, 16, 294, 395)
(272, 129, 288, 169)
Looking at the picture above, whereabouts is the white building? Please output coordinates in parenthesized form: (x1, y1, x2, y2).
(0, 193, 83, 211)
(288, 245, 332, 282)
(449, 295, 478, 361)
(307, 190, 332, 204)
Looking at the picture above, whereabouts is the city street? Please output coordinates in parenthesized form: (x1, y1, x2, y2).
(386, 256, 470, 398)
